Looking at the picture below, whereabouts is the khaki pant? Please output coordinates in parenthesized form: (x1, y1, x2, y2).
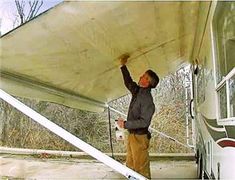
(126, 133, 151, 179)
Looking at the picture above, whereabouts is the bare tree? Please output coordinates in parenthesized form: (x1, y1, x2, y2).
(14, 0, 43, 26)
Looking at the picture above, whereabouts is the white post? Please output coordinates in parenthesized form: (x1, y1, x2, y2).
(0, 89, 146, 180)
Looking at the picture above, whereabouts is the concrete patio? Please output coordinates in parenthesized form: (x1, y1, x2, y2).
(0, 154, 197, 179)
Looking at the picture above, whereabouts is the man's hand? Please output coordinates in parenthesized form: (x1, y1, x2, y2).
(117, 117, 125, 128)
(119, 53, 130, 66)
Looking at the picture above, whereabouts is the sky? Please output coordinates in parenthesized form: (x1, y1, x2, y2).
(0, 0, 63, 35)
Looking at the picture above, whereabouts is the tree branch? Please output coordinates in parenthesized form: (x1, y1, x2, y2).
(14, 0, 44, 25)
(34, 1, 43, 17)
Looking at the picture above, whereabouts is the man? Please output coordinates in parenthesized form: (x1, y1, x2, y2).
(117, 55, 159, 179)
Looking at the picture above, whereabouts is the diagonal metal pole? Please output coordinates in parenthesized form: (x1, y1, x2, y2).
(0, 89, 146, 180)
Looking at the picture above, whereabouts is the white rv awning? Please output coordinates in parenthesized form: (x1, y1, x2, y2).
(0, 1, 210, 112)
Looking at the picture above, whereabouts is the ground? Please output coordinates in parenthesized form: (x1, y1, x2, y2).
(0, 154, 197, 179)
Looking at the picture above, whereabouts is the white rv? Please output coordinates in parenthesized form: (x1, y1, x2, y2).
(192, 1, 235, 179)
(0, 1, 234, 179)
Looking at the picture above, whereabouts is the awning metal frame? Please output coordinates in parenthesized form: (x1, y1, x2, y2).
(0, 70, 107, 109)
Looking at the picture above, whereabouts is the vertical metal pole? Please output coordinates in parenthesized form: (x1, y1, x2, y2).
(190, 66, 196, 149)
(108, 107, 114, 158)
(190, 65, 196, 151)
(210, 24, 220, 121)
(185, 83, 189, 146)
(226, 80, 230, 118)
(0, 100, 5, 144)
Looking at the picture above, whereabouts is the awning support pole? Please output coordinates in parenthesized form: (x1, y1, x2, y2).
(0, 89, 146, 180)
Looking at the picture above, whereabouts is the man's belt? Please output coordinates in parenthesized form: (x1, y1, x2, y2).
(128, 128, 149, 135)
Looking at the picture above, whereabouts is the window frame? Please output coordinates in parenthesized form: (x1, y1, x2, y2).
(215, 67, 235, 123)
(211, 2, 235, 125)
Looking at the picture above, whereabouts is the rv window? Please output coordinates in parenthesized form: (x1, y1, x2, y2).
(229, 75, 235, 117)
(213, 2, 235, 122)
(225, 39, 235, 74)
(218, 85, 227, 119)
(213, 2, 235, 83)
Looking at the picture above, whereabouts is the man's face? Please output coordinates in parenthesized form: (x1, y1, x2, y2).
(138, 72, 151, 88)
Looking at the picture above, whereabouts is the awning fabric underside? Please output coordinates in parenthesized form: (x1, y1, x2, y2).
(0, 1, 210, 112)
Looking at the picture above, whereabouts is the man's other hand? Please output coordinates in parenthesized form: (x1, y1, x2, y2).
(119, 53, 130, 66)
(117, 117, 125, 128)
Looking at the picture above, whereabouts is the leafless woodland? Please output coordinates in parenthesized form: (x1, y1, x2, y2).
(0, 66, 193, 154)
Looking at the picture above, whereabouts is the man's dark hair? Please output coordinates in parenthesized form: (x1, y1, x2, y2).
(146, 69, 159, 88)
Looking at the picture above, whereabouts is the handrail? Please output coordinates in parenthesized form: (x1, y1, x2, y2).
(109, 106, 192, 149)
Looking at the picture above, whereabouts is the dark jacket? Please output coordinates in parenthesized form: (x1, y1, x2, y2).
(121, 65, 155, 134)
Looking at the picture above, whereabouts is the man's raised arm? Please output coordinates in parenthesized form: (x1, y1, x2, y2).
(120, 54, 138, 95)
